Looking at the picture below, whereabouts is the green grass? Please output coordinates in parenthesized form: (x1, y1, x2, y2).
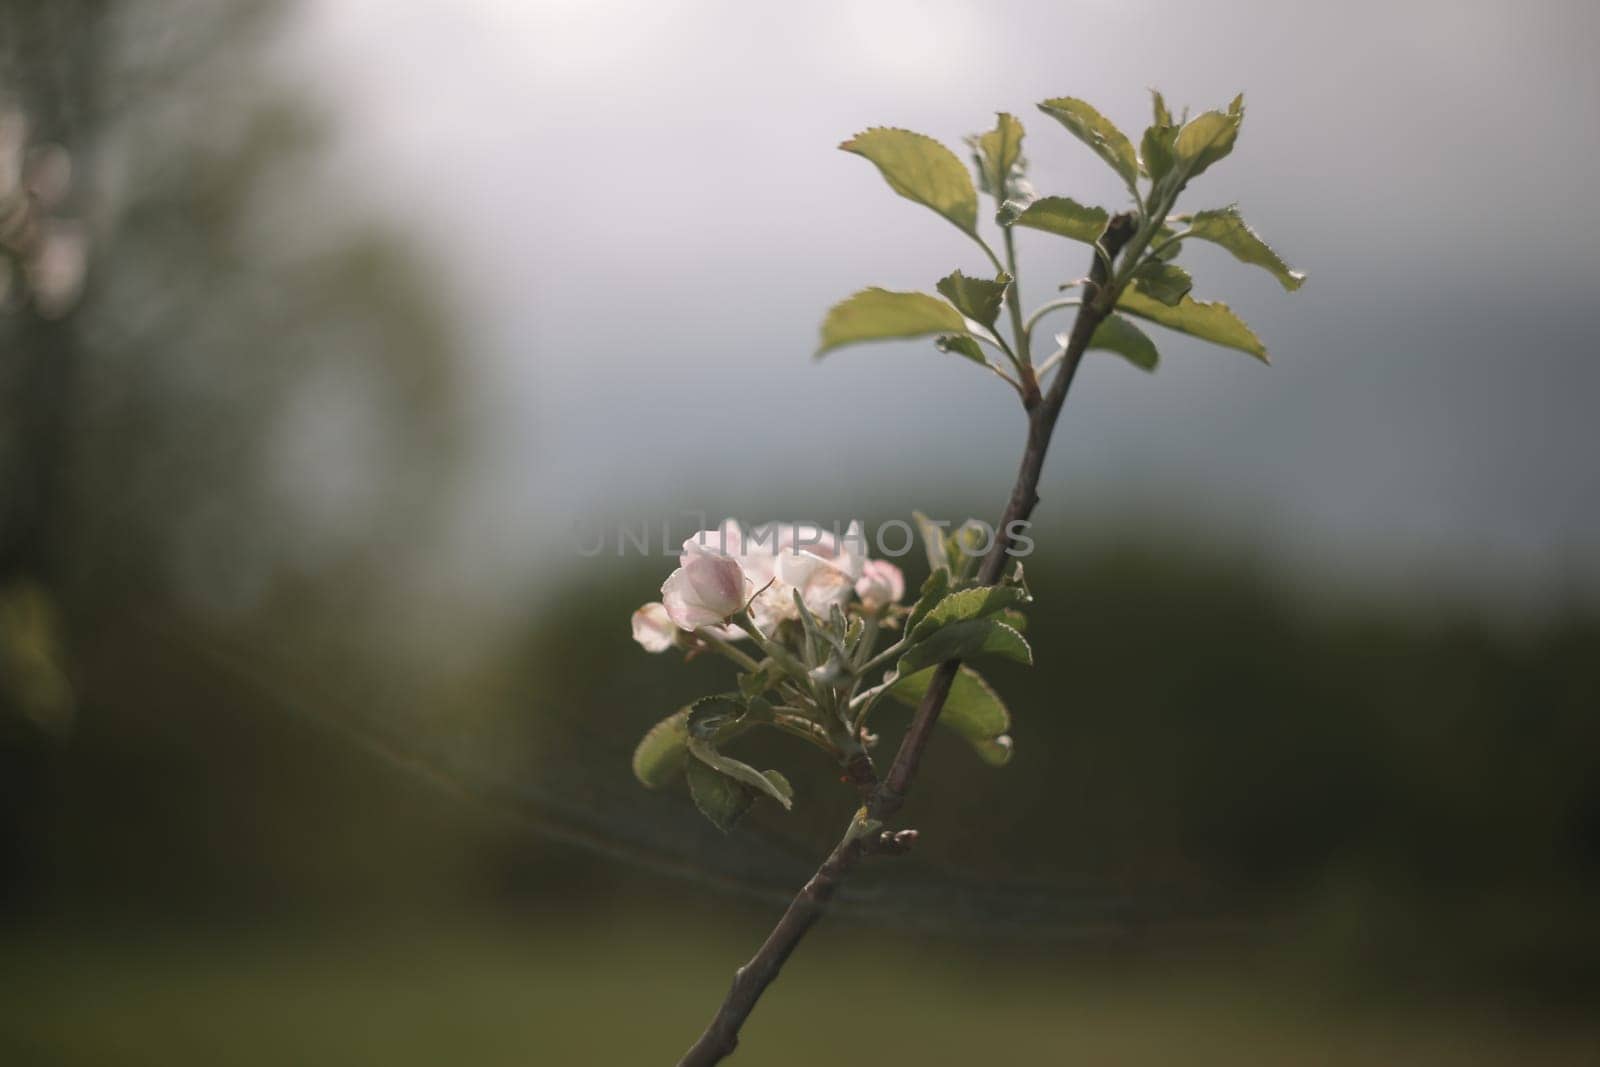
(3, 915, 1595, 1065)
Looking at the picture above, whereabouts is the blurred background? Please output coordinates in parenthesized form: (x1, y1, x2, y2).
(2, 0, 1598, 1062)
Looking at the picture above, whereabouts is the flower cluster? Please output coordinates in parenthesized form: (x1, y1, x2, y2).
(630, 517, 1028, 833)
(634, 520, 903, 651)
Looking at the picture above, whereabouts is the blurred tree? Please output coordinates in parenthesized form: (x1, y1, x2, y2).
(0, 0, 482, 916)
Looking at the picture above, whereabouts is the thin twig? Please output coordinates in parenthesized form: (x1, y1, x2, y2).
(677, 214, 1138, 1066)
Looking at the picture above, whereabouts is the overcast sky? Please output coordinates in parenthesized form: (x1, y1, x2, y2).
(284, 0, 1600, 612)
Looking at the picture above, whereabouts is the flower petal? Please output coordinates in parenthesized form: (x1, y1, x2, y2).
(686, 549, 746, 610)
(777, 551, 854, 615)
(630, 602, 678, 652)
(856, 559, 905, 609)
(662, 567, 717, 629)
(679, 518, 744, 566)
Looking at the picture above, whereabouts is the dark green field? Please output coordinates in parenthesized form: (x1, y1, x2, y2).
(6, 918, 1597, 1065)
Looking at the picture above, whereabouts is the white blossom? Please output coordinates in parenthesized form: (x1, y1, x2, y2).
(655, 518, 879, 637)
(746, 520, 866, 625)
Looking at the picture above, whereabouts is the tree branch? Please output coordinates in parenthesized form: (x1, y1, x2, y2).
(677, 214, 1138, 1066)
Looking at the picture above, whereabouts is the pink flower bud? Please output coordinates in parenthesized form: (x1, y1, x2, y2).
(661, 545, 749, 630)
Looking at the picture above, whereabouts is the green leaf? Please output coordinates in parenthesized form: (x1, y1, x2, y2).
(686, 735, 794, 810)
(686, 695, 746, 739)
(1141, 125, 1179, 186)
(969, 112, 1025, 198)
(898, 618, 1032, 675)
(1007, 196, 1108, 244)
(905, 563, 950, 634)
(1037, 97, 1140, 192)
(1183, 206, 1305, 292)
(1140, 90, 1181, 185)
(935, 335, 987, 365)
(1083, 314, 1160, 372)
(1151, 89, 1174, 128)
(1132, 261, 1194, 306)
(816, 288, 969, 357)
(632, 709, 690, 788)
(1149, 223, 1182, 261)
(995, 607, 1029, 634)
(936, 270, 1009, 328)
(948, 520, 991, 573)
(888, 665, 1014, 767)
(1172, 107, 1241, 186)
(761, 769, 795, 804)
(840, 127, 978, 236)
(686, 758, 755, 833)
(685, 763, 789, 834)
(911, 585, 1031, 640)
(1116, 288, 1268, 362)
